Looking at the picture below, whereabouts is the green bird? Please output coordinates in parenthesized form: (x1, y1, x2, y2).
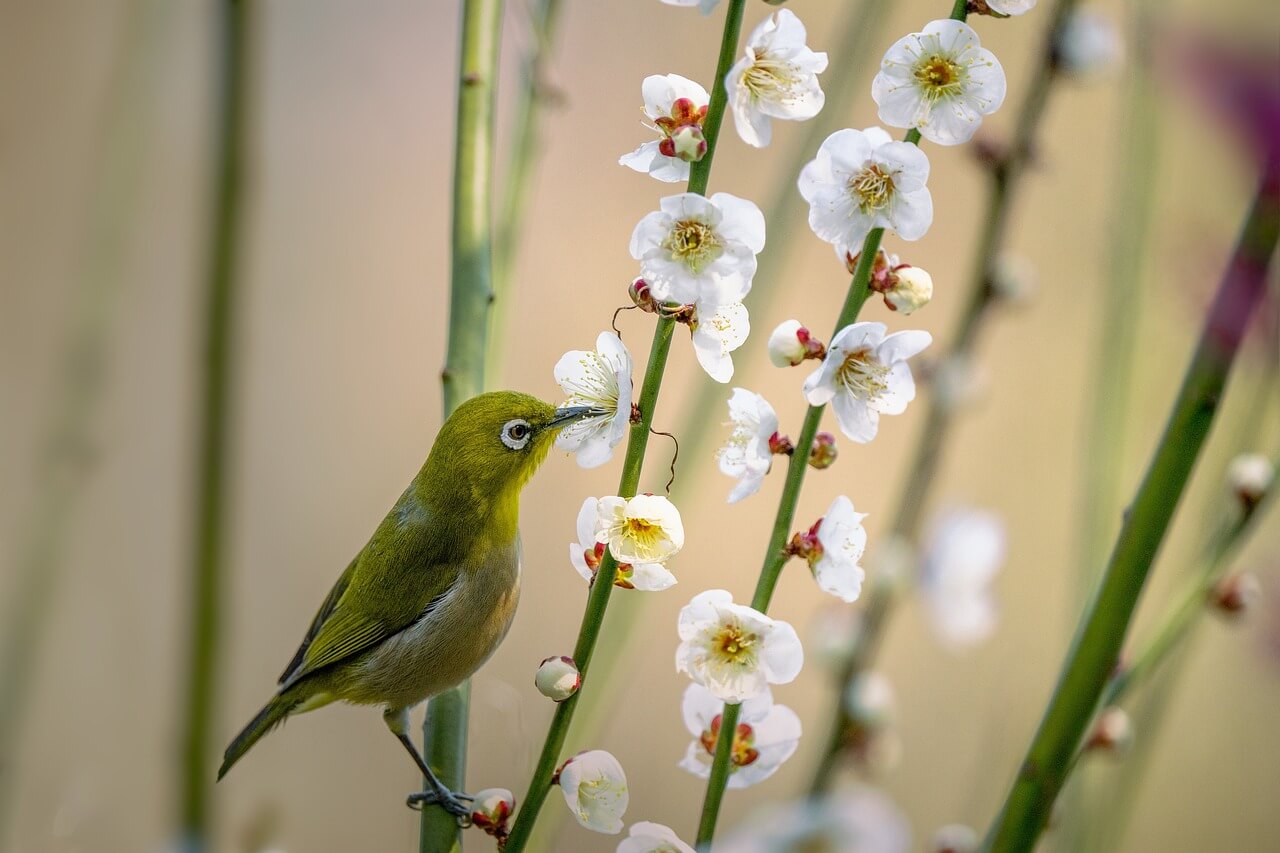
(217, 391, 598, 817)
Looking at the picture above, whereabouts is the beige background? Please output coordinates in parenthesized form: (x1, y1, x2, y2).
(2, 1, 1278, 851)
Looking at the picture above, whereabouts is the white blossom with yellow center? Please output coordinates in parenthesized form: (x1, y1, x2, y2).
(726, 9, 829, 148)
(554, 331, 633, 468)
(812, 495, 869, 602)
(594, 494, 685, 566)
(690, 300, 750, 383)
(556, 750, 629, 835)
(678, 683, 802, 789)
(630, 192, 766, 310)
(803, 321, 931, 443)
(675, 589, 803, 702)
(872, 19, 1007, 146)
(716, 388, 778, 504)
(618, 821, 697, 853)
(798, 127, 933, 262)
(570, 497, 676, 591)
(619, 73, 710, 183)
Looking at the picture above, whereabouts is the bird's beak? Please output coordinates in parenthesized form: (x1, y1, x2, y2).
(547, 405, 602, 430)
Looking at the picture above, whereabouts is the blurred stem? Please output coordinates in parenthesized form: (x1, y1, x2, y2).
(486, 0, 563, 386)
(982, 178, 1279, 853)
(696, 236, 880, 846)
(421, 0, 504, 850)
(0, 3, 161, 846)
(810, 0, 1080, 795)
(179, 1, 251, 847)
(503, 3, 747, 850)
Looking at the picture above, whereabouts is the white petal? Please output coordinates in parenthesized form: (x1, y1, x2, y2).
(558, 750, 629, 835)
(760, 619, 803, 685)
(628, 562, 678, 591)
(575, 497, 599, 548)
(618, 821, 697, 853)
(831, 392, 880, 443)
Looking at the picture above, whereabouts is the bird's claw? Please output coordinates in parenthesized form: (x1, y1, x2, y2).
(406, 789, 474, 826)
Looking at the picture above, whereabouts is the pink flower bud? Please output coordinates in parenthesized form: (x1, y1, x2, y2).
(768, 320, 824, 367)
(629, 277, 657, 313)
(535, 655, 582, 702)
(1085, 706, 1133, 756)
(470, 787, 515, 838)
(808, 432, 838, 469)
(1211, 572, 1261, 617)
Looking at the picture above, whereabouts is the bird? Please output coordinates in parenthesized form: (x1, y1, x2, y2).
(217, 391, 599, 818)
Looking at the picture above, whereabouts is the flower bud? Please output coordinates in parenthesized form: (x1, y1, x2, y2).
(668, 124, 707, 163)
(808, 432, 838, 469)
(1227, 453, 1273, 509)
(884, 265, 933, 314)
(768, 431, 795, 456)
(1053, 10, 1122, 77)
(534, 655, 581, 702)
(768, 319, 824, 367)
(932, 824, 979, 853)
(1085, 706, 1133, 756)
(470, 787, 515, 837)
(629, 277, 657, 313)
(1211, 572, 1261, 617)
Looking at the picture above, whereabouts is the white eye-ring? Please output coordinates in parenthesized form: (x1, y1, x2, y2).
(501, 418, 533, 450)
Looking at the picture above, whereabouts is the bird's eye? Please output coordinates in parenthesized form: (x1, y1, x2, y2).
(501, 418, 532, 450)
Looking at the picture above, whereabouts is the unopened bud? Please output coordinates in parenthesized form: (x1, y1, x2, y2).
(1211, 572, 1261, 617)
(842, 671, 895, 729)
(932, 824, 979, 853)
(1085, 706, 1133, 756)
(1227, 453, 1273, 509)
(808, 432, 838, 469)
(629, 277, 657, 313)
(884, 265, 933, 314)
(668, 124, 707, 163)
(470, 788, 515, 838)
(768, 319, 824, 367)
(534, 655, 581, 702)
(768, 431, 794, 456)
(1053, 10, 1122, 77)
(787, 520, 823, 565)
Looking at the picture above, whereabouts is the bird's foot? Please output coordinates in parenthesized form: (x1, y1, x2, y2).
(406, 788, 474, 825)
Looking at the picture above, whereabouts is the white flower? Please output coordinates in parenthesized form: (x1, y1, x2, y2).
(919, 508, 1006, 648)
(809, 496, 868, 602)
(557, 750, 629, 835)
(932, 825, 979, 853)
(595, 494, 685, 565)
(727, 9, 828, 148)
(872, 19, 1007, 146)
(555, 332, 633, 468)
(678, 683, 801, 788)
(1055, 10, 1122, 76)
(717, 388, 778, 503)
(675, 589, 803, 702)
(630, 192, 766, 309)
(571, 498, 677, 591)
(798, 127, 933, 260)
(691, 300, 749, 382)
(620, 74, 710, 183)
(618, 822, 696, 853)
(884, 265, 933, 314)
(1227, 452, 1273, 504)
(659, 0, 719, 14)
(715, 789, 911, 853)
(986, 0, 1037, 15)
(803, 322, 931, 443)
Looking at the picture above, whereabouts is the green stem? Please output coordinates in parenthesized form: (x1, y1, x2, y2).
(179, 2, 250, 847)
(982, 178, 1279, 852)
(487, 0, 563, 385)
(503, 4, 748, 849)
(810, 0, 1079, 794)
(421, 1, 504, 849)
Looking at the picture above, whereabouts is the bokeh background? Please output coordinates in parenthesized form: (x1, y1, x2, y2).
(2, 1, 1278, 851)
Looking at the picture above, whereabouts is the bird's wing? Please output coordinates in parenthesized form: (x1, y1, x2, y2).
(278, 556, 358, 684)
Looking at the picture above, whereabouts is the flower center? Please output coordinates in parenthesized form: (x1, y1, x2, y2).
(913, 54, 966, 101)
(837, 346, 890, 399)
(712, 621, 758, 664)
(848, 164, 896, 214)
(560, 352, 619, 413)
(663, 219, 723, 274)
(700, 716, 760, 769)
(741, 51, 800, 104)
(653, 97, 707, 137)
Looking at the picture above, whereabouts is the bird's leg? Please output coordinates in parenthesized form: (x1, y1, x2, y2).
(383, 707, 473, 824)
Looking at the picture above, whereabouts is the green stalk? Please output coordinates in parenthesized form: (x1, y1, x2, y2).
(810, 0, 1080, 794)
(503, 4, 748, 849)
(982, 179, 1279, 852)
(487, 0, 563, 385)
(696, 237, 880, 846)
(179, 2, 251, 847)
(421, 1, 504, 850)
(0, 3, 162, 846)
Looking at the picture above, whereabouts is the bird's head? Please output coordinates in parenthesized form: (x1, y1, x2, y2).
(425, 391, 602, 511)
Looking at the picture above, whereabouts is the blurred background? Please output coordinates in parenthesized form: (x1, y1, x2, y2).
(2, 0, 1278, 851)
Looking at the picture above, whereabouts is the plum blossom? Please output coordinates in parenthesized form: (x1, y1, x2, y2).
(690, 300, 749, 382)
(872, 19, 1007, 146)
(803, 322, 931, 443)
(620, 74, 710, 183)
(659, 0, 720, 14)
(630, 192, 766, 310)
(986, 0, 1037, 15)
(919, 508, 1006, 648)
(768, 319, 824, 367)
(806, 496, 869, 602)
(554, 332, 632, 467)
(1054, 10, 1123, 77)
(715, 789, 911, 853)
(595, 494, 685, 566)
(618, 822, 696, 853)
(799, 128, 933, 261)
(717, 388, 779, 503)
(570, 497, 677, 591)
(727, 9, 828, 147)
(557, 750, 629, 834)
(678, 683, 801, 788)
(675, 589, 803, 702)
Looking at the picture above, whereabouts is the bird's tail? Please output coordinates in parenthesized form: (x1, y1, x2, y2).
(217, 690, 303, 781)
